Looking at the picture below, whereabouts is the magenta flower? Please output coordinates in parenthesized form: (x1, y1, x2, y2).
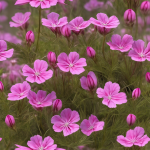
(107, 34, 134, 52)
(42, 12, 68, 34)
(146, 72, 150, 82)
(90, 13, 120, 29)
(22, 59, 53, 84)
(0, 138, 2, 141)
(126, 114, 136, 126)
(124, 9, 136, 26)
(0, 81, 4, 91)
(117, 127, 150, 147)
(132, 88, 141, 100)
(15, 135, 57, 150)
(0, 1, 8, 12)
(51, 108, 80, 136)
(26, 30, 35, 46)
(52, 99, 62, 112)
(96, 81, 127, 108)
(27, 90, 56, 109)
(57, 52, 87, 75)
(68, 17, 91, 34)
(86, 47, 96, 58)
(80, 114, 104, 136)
(15, 0, 31, 5)
(128, 40, 150, 62)
(5, 115, 15, 128)
(0, 40, 14, 61)
(9, 12, 31, 30)
(7, 81, 31, 101)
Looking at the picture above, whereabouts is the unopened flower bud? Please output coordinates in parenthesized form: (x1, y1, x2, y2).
(132, 88, 141, 100)
(0, 81, 4, 92)
(87, 47, 96, 58)
(61, 25, 71, 38)
(52, 99, 62, 112)
(124, 9, 136, 26)
(96, 26, 111, 36)
(26, 30, 35, 46)
(87, 75, 96, 91)
(146, 72, 150, 82)
(140, 1, 150, 15)
(47, 51, 57, 69)
(126, 114, 136, 126)
(5, 115, 15, 129)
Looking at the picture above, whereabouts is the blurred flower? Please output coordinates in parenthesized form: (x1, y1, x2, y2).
(57, 52, 87, 75)
(117, 126, 150, 147)
(80, 71, 97, 91)
(145, 72, 150, 82)
(0, 81, 4, 91)
(0, 15, 7, 22)
(80, 114, 104, 136)
(51, 108, 80, 136)
(132, 88, 141, 100)
(128, 40, 150, 62)
(107, 34, 134, 52)
(0, 40, 14, 61)
(52, 99, 62, 112)
(140, 1, 150, 15)
(22, 59, 53, 84)
(86, 46, 96, 58)
(126, 114, 136, 126)
(96, 81, 127, 108)
(0, 138, 2, 141)
(0, 1, 8, 12)
(26, 30, 35, 46)
(7, 81, 31, 101)
(5, 115, 15, 129)
(9, 12, 31, 30)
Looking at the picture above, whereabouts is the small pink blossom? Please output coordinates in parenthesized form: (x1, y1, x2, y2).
(107, 34, 134, 52)
(86, 46, 96, 58)
(132, 88, 141, 100)
(80, 114, 104, 136)
(126, 114, 136, 126)
(22, 59, 53, 84)
(27, 90, 56, 110)
(0, 40, 14, 61)
(96, 81, 127, 108)
(57, 52, 87, 75)
(15, 135, 57, 150)
(0, 1, 8, 12)
(51, 108, 80, 136)
(128, 40, 150, 62)
(124, 9, 136, 26)
(90, 13, 120, 29)
(117, 126, 150, 147)
(52, 99, 62, 112)
(5, 115, 15, 128)
(60, 24, 72, 38)
(9, 12, 31, 30)
(7, 81, 31, 101)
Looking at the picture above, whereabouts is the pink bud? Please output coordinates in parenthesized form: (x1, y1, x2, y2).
(47, 52, 57, 69)
(0, 138, 2, 141)
(26, 30, 35, 46)
(96, 26, 111, 35)
(124, 9, 136, 26)
(87, 75, 96, 91)
(132, 88, 141, 99)
(87, 47, 96, 58)
(146, 72, 150, 82)
(5, 115, 15, 128)
(61, 25, 71, 38)
(140, 1, 150, 15)
(52, 99, 62, 112)
(0, 81, 4, 92)
(126, 114, 136, 126)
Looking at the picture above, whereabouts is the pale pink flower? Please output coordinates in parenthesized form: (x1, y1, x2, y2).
(9, 12, 31, 30)
(7, 81, 31, 101)
(57, 52, 87, 75)
(0, 1, 8, 12)
(96, 81, 127, 108)
(22, 59, 53, 84)
(128, 40, 150, 62)
(117, 126, 150, 147)
(107, 34, 134, 52)
(15, 135, 57, 150)
(90, 13, 120, 29)
(51, 108, 80, 136)
(0, 40, 14, 61)
(80, 114, 104, 136)
(27, 90, 56, 109)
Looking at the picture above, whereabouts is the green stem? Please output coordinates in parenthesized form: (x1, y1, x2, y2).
(35, 7, 41, 52)
(123, 53, 128, 69)
(102, 36, 106, 61)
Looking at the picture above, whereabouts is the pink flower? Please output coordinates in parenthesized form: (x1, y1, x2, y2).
(96, 81, 127, 108)
(80, 114, 104, 136)
(52, 99, 62, 112)
(140, 1, 150, 15)
(90, 13, 120, 29)
(0, 81, 4, 91)
(0, 138, 2, 141)
(124, 9, 136, 26)
(47, 51, 57, 69)
(128, 40, 150, 62)
(60, 24, 72, 38)
(30, 0, 58, 9)
(22, 59, 53, 84)
(0, 1, 8, 12)
(7, 81, 31, 101)
(146, 72, 150, 82)
(15, 0, 31, 5)
(80, 71, 97, 91)
(107, 34, 134, 52)
(126, 114, 136, 126)
(0, 15, 7, 22)
(9, 12, 31, 30)
(96, 26, 111, 35)
(5, 115, 15, 128)
(51, 108, 80, 136)
(0, 40, 14, 61)
(117, 127, 150, 147)
(26, 30, 35, 46)
(15, 135, 57, 150)
(68, 17, 91, 35)
(27, 90, 56, 109)
(86, 47, 96, 58)
(42, 12, 68, 35)
(57, 52, 87, 75)
(132, 88, 141, 100)
(84, 0, 104, 11)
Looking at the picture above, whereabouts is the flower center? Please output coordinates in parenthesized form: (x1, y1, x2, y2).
(64, 122, 69, 127)
(108, 95, 112, 100)
(139, 53, 144, 57)
(88, 125, 94, 130)
(38, 147, 44, 150)
(19, 93, 24, 97)
(37, 101, 42, 105)
(102, 23, 107, 26)
(69, 63, 74, 67)
(119, 46, 124, 49)
(39, 0, 43, 1)
(52, 24, 56, 27)
(131, 139, 136, 143)
(35, 72, 40, 76)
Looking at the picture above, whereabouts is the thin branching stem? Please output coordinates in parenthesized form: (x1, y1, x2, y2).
(102, 35, 106, 61)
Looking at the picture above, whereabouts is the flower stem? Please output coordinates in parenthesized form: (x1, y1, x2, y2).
(35, 7, 41, 52)
(102, 36, 106, 61)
